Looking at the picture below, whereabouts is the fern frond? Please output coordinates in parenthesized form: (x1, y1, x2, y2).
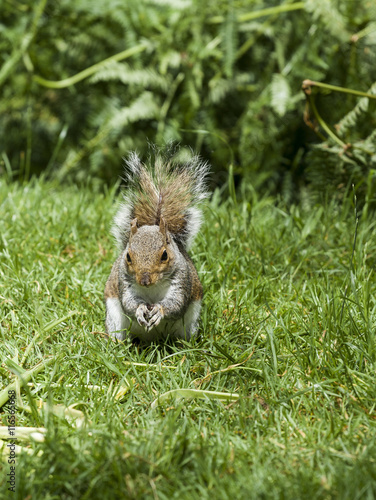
(159, 51, 182, 74)
(89, 61, 168, 91)
(108, 91, 160, 130)
(354, 128, 376, 157)
(353, 21, 376, 45)
(209, 78, 233, 104)
(336, 81, 376, 136)
(222, 5, 237, 79)
(304, 0, 348, 41)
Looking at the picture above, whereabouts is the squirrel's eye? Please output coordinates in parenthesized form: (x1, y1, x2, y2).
(161, 250, 168, 262)
(126, 252, 132, 264)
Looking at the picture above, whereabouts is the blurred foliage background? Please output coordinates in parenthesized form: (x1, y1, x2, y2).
(1, 0, 376, 201)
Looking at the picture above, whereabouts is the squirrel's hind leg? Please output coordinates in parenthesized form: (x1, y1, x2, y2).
(174, 300, 201, 340)
(105, 297, 129, 341)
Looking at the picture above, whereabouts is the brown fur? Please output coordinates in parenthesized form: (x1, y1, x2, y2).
(132, 164, 194, 235)
(104, 257, 120, 298)
(105, 150, 209, 341)
(185, 253, 203, 302)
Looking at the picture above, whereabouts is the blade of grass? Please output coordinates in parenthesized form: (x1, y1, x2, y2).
(0, 358, 55, 409)
(0, 426, 46, 442)
(151, 389, 239, 409)
(20, 310, 79, 367)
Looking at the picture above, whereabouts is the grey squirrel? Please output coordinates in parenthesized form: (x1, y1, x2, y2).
(104, 150, 209, 342)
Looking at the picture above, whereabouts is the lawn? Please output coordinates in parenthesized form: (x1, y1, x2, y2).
(0, 177, 376, 499)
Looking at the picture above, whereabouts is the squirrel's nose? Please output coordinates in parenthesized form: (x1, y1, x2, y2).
(139, 273, 151, 286)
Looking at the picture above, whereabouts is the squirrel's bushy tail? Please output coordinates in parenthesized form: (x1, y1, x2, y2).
(112, 149, 209, 249)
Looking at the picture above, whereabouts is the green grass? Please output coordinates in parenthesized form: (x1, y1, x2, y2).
(1, 177, 376, 499)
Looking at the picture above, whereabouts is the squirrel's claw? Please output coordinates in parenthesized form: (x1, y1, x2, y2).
(136, 304, 149, 328)
(146, 304, 164, 331)
(136, 303, 164, 330)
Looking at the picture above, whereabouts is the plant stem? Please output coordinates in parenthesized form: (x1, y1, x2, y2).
(33, 43, 148, 89)
(307, 95, 347, 148)
(303, 79, 376, 100)
(210, 2, 305, 24)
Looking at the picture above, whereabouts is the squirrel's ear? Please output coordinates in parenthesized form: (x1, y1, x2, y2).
(159, 217, 170, 244)
(130, 218, 138, 235)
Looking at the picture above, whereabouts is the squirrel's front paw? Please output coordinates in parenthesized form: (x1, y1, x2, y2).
(136, 304, 150, 328)
(146, 304, 164, 331)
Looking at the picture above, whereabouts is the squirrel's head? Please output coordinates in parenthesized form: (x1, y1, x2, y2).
(125, 217, 175, 286)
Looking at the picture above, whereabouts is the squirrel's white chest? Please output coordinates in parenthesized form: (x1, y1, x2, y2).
(132, 280, 171, 304)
